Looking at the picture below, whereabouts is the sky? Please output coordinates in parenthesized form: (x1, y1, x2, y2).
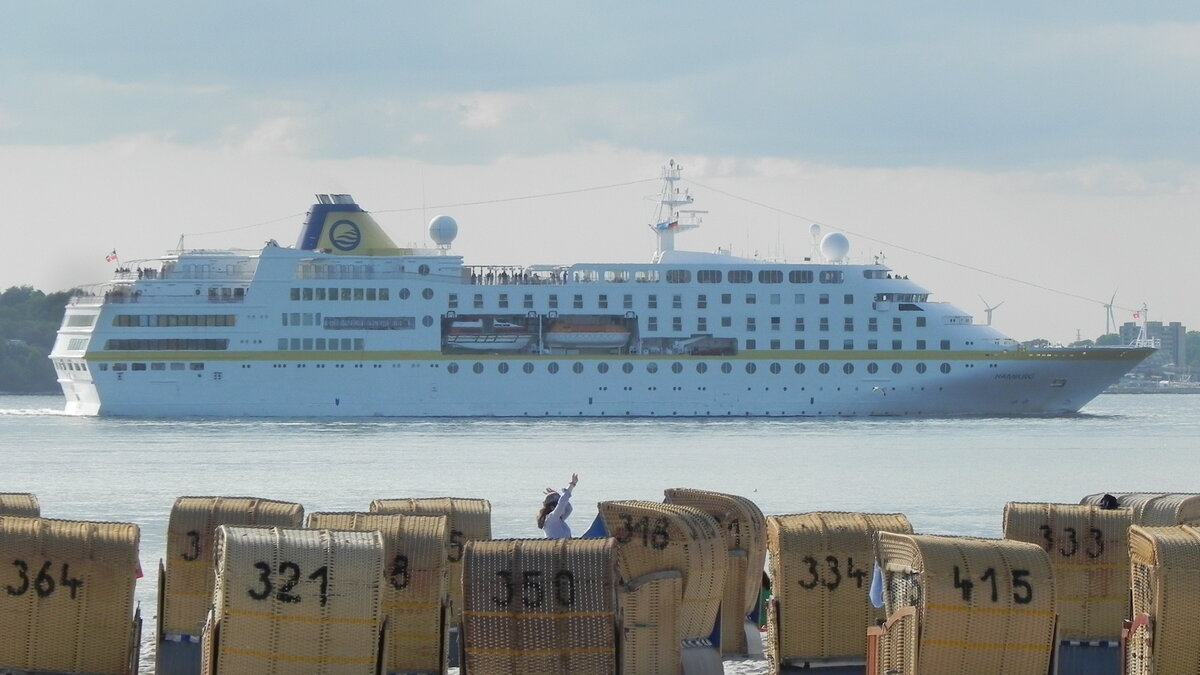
(4, 2, 1199, 344)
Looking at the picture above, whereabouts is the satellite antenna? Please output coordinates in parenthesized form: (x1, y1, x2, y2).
(1103, 289, 1118, 335)
(979, 296, 1004, 326)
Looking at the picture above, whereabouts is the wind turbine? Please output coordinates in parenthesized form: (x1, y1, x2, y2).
(1103, 289, 1118, 335)
(979, 296, 1004, 326)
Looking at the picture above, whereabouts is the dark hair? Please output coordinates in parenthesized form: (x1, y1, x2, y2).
(537, 493, 559, 529)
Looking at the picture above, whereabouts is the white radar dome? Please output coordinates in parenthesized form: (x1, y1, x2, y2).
(809, 223, 821, 238)
(820, 232, 850, 262)
(428, 215, 458, 246)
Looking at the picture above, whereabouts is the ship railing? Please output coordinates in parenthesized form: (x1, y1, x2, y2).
(159, 270, 257, 282)
(67, 293, 104, 307)
(98, 292, 248, 305)
(1131, 337, 1161, 348)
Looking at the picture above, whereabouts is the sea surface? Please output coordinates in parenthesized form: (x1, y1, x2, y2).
(3, 393, 1199, 671)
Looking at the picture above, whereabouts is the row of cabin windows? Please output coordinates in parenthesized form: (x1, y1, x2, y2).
(290, 287, 435, 301)
(445, 359, 954, 376)
(104, 339, 229, 350)
(99, 362, 205, 372)
(665, 269, 844, 284)
(287, 285, 931, 308)
(113, 314, 237, 327)
(278, 337, 365, 351)
(740, 339, 951, 351)
(583, 269, 844, 284)
(644, 316, 928, 332)
(447, 291, 891, 310)
(291, 287, 393, 301)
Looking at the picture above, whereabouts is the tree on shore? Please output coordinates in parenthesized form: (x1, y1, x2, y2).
(0, 286, 72, 393)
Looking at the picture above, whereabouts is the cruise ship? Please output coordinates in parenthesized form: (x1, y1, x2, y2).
(51, 163, 1153, 417)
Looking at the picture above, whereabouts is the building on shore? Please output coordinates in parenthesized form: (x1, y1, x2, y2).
(1120, 320, 1186, 376)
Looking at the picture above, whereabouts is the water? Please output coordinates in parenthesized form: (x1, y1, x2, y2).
(3, 393, 1199, 670)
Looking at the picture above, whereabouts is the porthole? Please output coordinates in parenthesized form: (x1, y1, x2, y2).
(422, 288, 433, 299)
(769, 362, 781, 374)
(548, 362, 559, 374)
(523, 362, 534, 374)
(916, 362, 927, 374)
(696, 362, 708, 374)
(622, 362, 634, 374)
(746, 363, 757, 374)
(892, 363, 902, 374)
(647, 363, 659, 374)
(843, 363, 854, 374)
(498, 362, 509, 374)
(794, 363, 806, 375)
(573, 362, 584, 374)
(422, 315, 433, 327)
(721, 362, 732, 374)
(867, 362, 879, 374)
(473, 362, 484, 374)
(418, 264, 430, 275)
(818, 362, 830, 374)
(598, 362, 609, 374)
(940, 363, 951, 374)
(447, 363, 459, 374)
(671, 362, 683, 374)
(399, 288, 411, 300)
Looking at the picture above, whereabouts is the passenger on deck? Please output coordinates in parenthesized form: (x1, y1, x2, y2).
(538, 473, 578, 539)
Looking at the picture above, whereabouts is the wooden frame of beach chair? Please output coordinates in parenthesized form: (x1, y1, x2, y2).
(0, 515, 142, 675)
(0, 492, 40, 517)
(1123, 524, 1200, 675)
(1081, 492, 1200, 526)
(1003, 502, 1132, 674)
(765, 512, 911, 672)
(598, 500, 726, 674)
(871, 532, 1057, 675)
(663, 487, 767, 656)
(460, 537, 619, 674)
(308, 512, 449, 675)
(200, 526, 387, 675)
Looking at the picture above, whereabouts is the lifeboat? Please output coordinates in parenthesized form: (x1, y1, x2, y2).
(445, 319, 533, 350)
(544, 322, 631, 348)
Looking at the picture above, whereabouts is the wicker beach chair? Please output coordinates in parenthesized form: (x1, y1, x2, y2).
(308, 512, 449, 674)
(1124, 524, 1200, 675)
(460, 537, 619, 674)
(200, 525, 386, 675)
(598, 499, 726, 674)
(1004, 502, 1132, 674)
(0, 492, 40, 516)
(1081, 492, 1200, 526)
(158, 495, 304, 673)
(868, 532, 1057, 675)
(764, 512, 911, 672)
(663, 488, 767, 656)
(0, 515, 141, 675)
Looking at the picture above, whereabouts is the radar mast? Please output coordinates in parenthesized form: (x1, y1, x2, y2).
(650, 159, 705, 262)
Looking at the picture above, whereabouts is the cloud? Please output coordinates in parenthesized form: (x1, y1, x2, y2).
(222, 117, 309, 155)
(425, 93, 524, 130)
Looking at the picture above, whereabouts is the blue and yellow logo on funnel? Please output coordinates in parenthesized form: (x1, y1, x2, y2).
(297, 195, 400, 256)
(328, 219, 363, 251)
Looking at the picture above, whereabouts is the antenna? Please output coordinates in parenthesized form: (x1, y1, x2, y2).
(1103, 289, 1118, 335)
(979, 295, 1004, 326)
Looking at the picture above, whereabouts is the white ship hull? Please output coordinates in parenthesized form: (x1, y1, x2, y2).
(57, 347, 1147, 418)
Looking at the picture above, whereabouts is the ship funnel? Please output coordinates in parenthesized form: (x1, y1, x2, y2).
(296, 194, 401, 256)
